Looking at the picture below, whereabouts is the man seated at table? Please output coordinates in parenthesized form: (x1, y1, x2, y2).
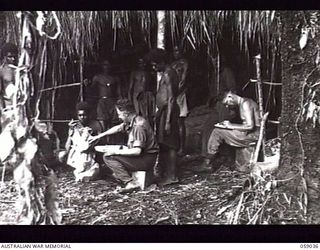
(89, 99, 159, 193)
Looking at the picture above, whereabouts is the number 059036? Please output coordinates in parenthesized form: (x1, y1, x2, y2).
(300, 244, 318, 248)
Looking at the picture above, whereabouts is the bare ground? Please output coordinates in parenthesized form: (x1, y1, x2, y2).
(0, 153, 307, 225)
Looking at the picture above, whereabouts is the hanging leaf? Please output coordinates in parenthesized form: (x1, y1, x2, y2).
(315, 50, 320, 65)
(310, 81, 320, 88)
(309, 11, 318, 38)
(299, 27, 309, 50)
(306, 101, 317, 121)
(312, 108, 318, 127)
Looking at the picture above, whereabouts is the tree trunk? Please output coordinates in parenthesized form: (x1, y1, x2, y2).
(279, 11, 320, 223)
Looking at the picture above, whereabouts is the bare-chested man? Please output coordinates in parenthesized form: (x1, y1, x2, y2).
(0, 43, 18, 109)
(171, 46, 189, 155)
(0, 43, 19, 132)
(145, 48, 180, 185)
(89, 60, 122, 143)
(200, 89, 260, 171)
(128, 58, 155, 128)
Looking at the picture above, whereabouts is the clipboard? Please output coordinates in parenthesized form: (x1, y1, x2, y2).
(214, 123, 233, 130)
(94, 145, 128, 153)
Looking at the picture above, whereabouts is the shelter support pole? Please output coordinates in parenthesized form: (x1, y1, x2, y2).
(254, 54, 265, 160)
(79, 44, 84, 102)
(156, 10, 166, 93)
(154, 10, 166, 131)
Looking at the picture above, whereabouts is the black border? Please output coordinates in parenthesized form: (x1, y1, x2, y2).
(2, 0, 320, 11)
(0, 225, 320, 242)
(1, 0, 320, 244)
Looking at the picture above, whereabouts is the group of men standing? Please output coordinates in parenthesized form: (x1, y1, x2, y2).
(0, 42, 263, 194)
(64, 46, 190, 192)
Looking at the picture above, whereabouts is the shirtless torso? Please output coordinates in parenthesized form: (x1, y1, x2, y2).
(0, 64, 16, 107)
(171, 58, 188, 91)
(129, 69, 148, 110)
(92, 73, 119, 98)
(131, 70, 148, 95)
(238, 97, 261, 131)
(156, 66, 179, 109)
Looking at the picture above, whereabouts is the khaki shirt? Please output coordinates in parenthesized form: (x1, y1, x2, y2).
(122, 115, 159, 154)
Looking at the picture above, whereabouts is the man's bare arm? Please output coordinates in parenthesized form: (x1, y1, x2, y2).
(180, 60, 188, 84)
(0, 70, 3, 94)
(225, 101, 255, 131)
(165, 72, 174, 131)
(65, 135, 72, 152)
(178, 59, 188, 95)
(89, 123, 125, 144)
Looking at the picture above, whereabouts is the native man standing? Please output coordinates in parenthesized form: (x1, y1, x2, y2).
(171, 46, 189, 155)
(145, 48, 180, 185)
(128, 58, 155, 128)
(0, 43, 19, 132)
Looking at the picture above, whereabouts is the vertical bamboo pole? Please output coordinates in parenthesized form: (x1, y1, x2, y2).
(157, 10, 166, 92)
(157, 11, 166, 49)
(6, 15, 10, 43)
(254, 54, 265, 160)
(51, 70, 56, 130)
(216, 50, 220, 97)
(153, 10, 166, 176)
(79, 43, 84, 102)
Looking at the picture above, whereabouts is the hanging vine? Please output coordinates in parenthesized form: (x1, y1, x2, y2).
(0, 11, 62, 225)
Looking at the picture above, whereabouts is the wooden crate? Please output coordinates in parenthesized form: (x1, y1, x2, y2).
(132, 170, 154, 190)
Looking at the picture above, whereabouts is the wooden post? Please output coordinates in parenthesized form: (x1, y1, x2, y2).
(252, 112, 269, 164)
(157, 11, 165, 50)
(156, 10, 166, 92)
(79, 44, 84, 102)
(254, 54, 265, 160)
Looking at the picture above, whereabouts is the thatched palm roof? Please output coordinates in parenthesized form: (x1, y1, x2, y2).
(0, 10, 281, 119)
(1, 11, 280, 59)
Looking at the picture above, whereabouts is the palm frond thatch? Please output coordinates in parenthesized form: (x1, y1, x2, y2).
(0, 10, 281, 120)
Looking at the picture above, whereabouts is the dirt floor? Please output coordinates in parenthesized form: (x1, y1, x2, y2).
(0, 105, 310, 225)
(0, 153, 307, 225)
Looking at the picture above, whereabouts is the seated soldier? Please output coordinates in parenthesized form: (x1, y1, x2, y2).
(200, 89, 260, 171)
(64, 101, 103, 182)
(201, 95, 240, 157)
(89, 99, 159, 193)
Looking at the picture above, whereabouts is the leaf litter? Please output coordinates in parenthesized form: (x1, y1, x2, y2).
(0, 153, 307, 224)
